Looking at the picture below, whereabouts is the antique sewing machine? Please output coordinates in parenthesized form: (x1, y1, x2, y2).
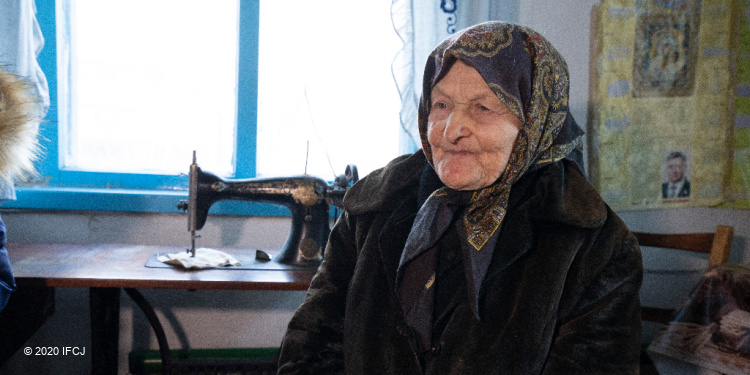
(175, 152, 358, 270)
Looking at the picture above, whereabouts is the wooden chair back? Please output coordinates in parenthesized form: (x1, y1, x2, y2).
(634, 225, 734, 323)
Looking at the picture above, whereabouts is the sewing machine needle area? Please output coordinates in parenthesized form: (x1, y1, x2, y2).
(147, 151, 357, 271)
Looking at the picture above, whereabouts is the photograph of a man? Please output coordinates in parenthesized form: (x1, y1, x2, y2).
(662, 151, 690, 199)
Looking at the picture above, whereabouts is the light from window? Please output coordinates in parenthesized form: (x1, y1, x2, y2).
(60, 0, 238, 176)
(257, 1, 403, 179)
(59, 0, 403, 181)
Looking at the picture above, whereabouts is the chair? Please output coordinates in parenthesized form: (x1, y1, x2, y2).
(634, 225, 734, 374)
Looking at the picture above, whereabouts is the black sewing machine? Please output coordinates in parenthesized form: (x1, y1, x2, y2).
(175, 152, 357, 270)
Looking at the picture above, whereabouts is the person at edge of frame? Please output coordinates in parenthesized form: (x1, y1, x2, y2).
(0, 66, 43, 312)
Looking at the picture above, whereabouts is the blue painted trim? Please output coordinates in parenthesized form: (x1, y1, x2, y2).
(36, 170, 189, 190)
(235, 0, 259, 179)
(35, 0, 60, 181)
(4, 187, 290, 217)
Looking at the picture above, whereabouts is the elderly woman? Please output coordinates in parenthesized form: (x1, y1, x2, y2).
(277, 22, 642, 374)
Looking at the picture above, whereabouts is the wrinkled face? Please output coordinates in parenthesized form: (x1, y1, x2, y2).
(666, 157, 685, 183)
(427, 61, 522, 191)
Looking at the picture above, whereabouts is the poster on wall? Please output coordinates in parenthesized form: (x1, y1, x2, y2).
(588, 0, 741, 211)
(720, 0, 750, 209)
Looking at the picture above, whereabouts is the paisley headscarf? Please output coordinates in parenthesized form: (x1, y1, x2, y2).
(396, 22, 584, 351)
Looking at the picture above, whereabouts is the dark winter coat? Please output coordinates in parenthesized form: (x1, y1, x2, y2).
(278, 151, 642, 374)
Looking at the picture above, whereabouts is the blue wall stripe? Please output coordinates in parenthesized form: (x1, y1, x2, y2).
(235, 0, 259, 179)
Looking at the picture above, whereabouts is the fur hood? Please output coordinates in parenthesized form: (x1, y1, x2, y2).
(0, 66, 42, 183)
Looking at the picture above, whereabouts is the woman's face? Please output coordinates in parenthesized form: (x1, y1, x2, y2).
(427, 61, 522, 191)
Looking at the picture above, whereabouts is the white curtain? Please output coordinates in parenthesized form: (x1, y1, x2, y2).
(390, 0, 518, 153)
(0, 0, 49, 200)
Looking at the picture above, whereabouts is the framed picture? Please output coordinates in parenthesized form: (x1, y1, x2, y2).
(661, 150, 691, 200)
(632, 14, 699, 97)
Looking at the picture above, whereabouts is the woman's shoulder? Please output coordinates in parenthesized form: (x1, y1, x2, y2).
(343, 151, 428, 215)
(526, 160, 609, 229)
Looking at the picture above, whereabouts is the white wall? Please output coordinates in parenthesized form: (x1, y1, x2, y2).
(2, 1, 749, 374)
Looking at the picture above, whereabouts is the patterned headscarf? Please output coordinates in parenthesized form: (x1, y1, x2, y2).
(420, 21, 584, 250)
(397, 22, 584, 351)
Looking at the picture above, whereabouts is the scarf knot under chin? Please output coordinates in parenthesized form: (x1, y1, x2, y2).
(464, 184, 511, 251)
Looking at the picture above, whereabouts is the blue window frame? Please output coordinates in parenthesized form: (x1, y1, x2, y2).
(4, 0, 289, 216)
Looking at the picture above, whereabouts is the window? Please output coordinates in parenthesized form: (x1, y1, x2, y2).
(59, 0, 239, 177)
(257, 1, 403, 178)
(10, 0, 406, 214)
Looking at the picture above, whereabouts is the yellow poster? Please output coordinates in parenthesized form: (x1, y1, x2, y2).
(588, 0, 739, 210)
(720, 0, 750, 209)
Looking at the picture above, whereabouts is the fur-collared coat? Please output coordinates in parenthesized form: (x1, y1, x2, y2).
(0, 66, 42, 311)
(277, 151, 643, 374)
(0, 67, 40, 184)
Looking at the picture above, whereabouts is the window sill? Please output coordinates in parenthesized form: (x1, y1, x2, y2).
(2, 186, 290, 216)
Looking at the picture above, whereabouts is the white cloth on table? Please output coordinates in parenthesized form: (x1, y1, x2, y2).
(157, 248, 241, 269)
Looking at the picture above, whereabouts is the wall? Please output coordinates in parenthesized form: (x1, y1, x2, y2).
(2, 1, 749, 374)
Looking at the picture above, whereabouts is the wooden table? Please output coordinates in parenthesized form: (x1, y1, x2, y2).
(8, 242, 316, 375)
